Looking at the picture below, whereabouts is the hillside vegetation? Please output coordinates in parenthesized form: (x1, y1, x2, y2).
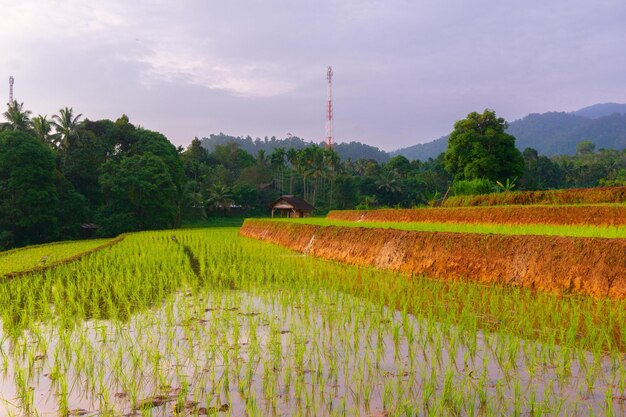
(394, 104, 626, 160)
(201, 133, 390, 163)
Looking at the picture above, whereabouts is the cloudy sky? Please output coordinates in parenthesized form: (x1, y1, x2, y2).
(1, 0, 625, 150)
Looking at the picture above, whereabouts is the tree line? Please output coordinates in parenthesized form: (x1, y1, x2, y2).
(1, 103, 624, 250)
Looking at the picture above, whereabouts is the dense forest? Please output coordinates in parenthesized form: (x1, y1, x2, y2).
(202, 133, 389, 163)
(1, 102, 624, 250)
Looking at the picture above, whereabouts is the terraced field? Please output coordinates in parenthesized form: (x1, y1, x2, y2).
(271, 217, 626, 238)
(327, 204, 626, 226)
(0, 238, 119, 277)
(0, 228, 624, 417)
(1, 191, 624, 416)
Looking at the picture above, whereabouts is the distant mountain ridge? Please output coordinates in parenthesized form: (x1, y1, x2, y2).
(201, 103, 626, 162)
(200, 134, 390, 163)
(572, 103, 626, 119)
(392, 103, 626, 161)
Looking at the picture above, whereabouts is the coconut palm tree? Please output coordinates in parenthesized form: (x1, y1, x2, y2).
(32, 115, 58, 148)
(2, 100, 32, 131)
(206, 183, 234, 217)
(270, 147, 286, 191)
(52, 107, 82, 149)
(376, 169, 403, 193)
(286, 148, 299, 194)
(304, 147, 329, 205)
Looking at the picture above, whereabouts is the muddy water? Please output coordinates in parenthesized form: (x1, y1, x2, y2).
(0, 288, 624, 416)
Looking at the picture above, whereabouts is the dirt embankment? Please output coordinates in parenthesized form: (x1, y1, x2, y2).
(327, 205, 626, 226)
(240, 220, 626, 300)
(442, 186, 626, 207)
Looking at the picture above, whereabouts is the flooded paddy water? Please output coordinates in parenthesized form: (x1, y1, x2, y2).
(0, 229, 624, 416)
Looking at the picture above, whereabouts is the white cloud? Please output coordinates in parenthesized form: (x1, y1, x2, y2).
(131, 44, 296, 97)
(1, 0, 625, 148)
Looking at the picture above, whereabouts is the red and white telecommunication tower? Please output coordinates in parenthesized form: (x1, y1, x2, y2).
(8, 76, 14, 103)
(325, 66, 334, 147)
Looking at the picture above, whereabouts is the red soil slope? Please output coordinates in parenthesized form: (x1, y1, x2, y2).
(241, 220, 626, 300)
(327, 205, 626, 226)
(442, 186, 626, 207)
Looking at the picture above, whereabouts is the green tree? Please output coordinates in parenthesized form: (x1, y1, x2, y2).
(520, 147, 562, 190)
(54, 170, 88, 239)
(270, 147, 286, 191)
(0, 131, 59, 248)
(132, 128, 185, 188)
(286, 148, 299, 194)
(331, 175, 360, 209)
(180, 180, 207, 221)
(375, 168, 403, 205)
(180, 137, 210, 180)
(2, 100, 32, 132)
(386, 155, 412, 178)
(61, 122, 115, 208)
(99, 153, 177, 235)
(576, 140, 596, 156)
(52, 107, 83, 149)
(206, 183, 234, 216)
(32, 115, 57, 148)
(444, 109, 524, 182)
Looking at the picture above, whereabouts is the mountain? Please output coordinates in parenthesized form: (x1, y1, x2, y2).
(507, 112, 626, 155)
(201, 133, 389, 163)
(390, 136, 448, 161)
(201, 103, 626, 163)
(393, 104, 626, 161)
(572, 103, 626, 119)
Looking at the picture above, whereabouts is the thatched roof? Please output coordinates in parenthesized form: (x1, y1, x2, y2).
(271, 195, 315, 211)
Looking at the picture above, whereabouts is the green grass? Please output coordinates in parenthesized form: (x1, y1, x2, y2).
(0, 238, 112, 276)
(272, 217, 626, 238)
(0, 228, 623, 416)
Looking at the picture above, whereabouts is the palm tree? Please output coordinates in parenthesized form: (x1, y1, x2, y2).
(32, 115, 58, 148)
(376, 169, 403, 193)
(2, 100, 32, 131)
(206, 183, 234, 217)
(52, 107, 82, 149)
(354, 159, 370, 176)
(304, 147, 330, 205)
(256, 149, 268, 167)
(270, 147, 286, 191)
(286, 148, 299, 194)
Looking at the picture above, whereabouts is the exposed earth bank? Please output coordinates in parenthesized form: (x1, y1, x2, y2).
(327, 205, 626, 226)
(240, 219, 626, 299)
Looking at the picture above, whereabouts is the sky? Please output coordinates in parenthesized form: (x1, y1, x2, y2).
(1, 0, 625, 151)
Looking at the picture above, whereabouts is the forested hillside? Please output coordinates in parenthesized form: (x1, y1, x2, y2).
(393, 104, 626, 161)
(573, 103, 626, 119)
(508, 113, 626, 155)
(201, 134, 389, 163)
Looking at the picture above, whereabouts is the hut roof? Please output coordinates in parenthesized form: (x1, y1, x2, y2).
(271, 195, 315, 211)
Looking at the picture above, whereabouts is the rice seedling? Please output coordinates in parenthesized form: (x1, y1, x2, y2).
(0, 238, 114, 276)
(273, 217, 626, 239)
(0, 228, 622, 416)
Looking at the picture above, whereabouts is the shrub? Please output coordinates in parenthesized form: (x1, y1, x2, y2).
(452, 179, 497, 196)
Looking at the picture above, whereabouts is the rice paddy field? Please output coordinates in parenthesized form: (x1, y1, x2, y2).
(0, 239, 115, 277)
(0, 225, 625, 417)
(268, 217, 626, 239)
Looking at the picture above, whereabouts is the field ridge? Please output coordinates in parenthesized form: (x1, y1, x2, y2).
(240, 219, 626, 299)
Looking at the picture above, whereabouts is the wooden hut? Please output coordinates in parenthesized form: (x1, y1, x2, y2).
(270, 195, 315, 218)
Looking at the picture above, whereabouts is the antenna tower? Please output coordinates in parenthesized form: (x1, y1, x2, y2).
(8, 76, 14, 103)
(325, 66, 333, 147)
